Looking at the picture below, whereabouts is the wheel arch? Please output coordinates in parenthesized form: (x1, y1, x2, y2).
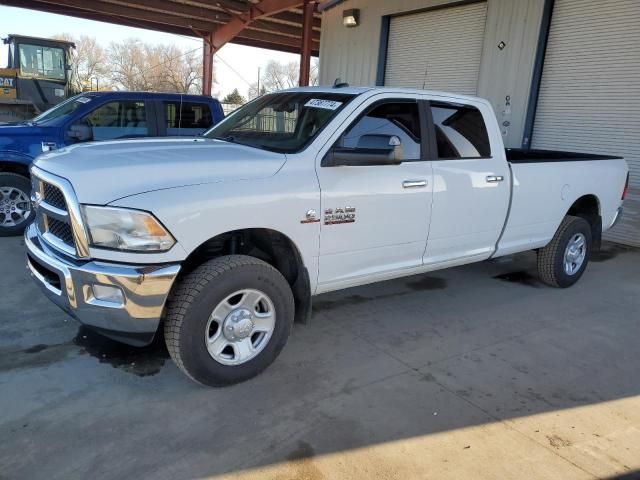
(0, 159, 31, 178)
(178, 228, 312, 324)
(566, 194, 602, 250)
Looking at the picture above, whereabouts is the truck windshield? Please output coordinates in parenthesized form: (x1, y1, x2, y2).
(31, 94, 91, 125)
(204, 92, 355, 153)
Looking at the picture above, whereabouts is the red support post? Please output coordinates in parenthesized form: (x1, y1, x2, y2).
(299, 0, 315, 86)
(202, 33, 214, 96)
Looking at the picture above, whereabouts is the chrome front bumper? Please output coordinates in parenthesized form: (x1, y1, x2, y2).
(25, 223, 181, 346)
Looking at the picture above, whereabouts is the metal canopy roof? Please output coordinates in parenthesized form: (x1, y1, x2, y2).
(0, 0, 322, 55)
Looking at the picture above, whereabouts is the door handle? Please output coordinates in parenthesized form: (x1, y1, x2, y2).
(486, 175, 504, 183)
(403, 179, 427, 188)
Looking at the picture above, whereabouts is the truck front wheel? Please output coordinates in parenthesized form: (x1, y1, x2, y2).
(537, 215, 592, 288)
(164, 255, 294, 386)
(0, 173, 33, 237)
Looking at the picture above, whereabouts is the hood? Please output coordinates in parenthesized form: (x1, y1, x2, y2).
(34, 137, 287, 204)
(0, 123, 53, 135)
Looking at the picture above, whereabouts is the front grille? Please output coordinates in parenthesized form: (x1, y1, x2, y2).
(43, 183, 67, 210)
(32, 175, 80, 255)
(47, 217, 74, 246)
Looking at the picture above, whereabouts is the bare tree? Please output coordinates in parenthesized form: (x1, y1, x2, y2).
(107, 38, 203, 93)
(157, 45, 202, 93)
(248, 58, 319, 98)
(108, 38, 148, 91)
(56, 34, 109, 92)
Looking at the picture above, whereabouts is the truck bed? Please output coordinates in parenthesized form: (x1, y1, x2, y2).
(506, 148, 622, 164)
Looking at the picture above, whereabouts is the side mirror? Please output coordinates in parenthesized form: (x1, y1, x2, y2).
(67, 123, 93, 142)
(322, 134, 403, 167)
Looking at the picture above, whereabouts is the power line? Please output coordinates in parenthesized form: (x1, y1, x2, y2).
(172, 32, 255, 88)
(215, 53, 253, 87)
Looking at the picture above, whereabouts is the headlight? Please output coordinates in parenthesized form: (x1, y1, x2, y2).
(81, 205, 175, 252)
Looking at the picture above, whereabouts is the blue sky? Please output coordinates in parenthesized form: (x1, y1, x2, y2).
(0, 5, 301, 98)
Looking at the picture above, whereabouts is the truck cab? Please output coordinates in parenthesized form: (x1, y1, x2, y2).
(0, 34, 76, 123)
(0, 91, 224, 235)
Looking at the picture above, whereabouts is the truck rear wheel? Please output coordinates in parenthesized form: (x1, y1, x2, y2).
(537, 215, 592, 288)
(164, 255, 294, 387)
(0, 173, 33, 237)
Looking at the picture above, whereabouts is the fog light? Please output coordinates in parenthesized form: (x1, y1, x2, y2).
(92, 284, 125, 305)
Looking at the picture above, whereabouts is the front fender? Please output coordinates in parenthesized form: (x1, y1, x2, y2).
(108, 166, 321, 290)
(0, 150, 34, 165)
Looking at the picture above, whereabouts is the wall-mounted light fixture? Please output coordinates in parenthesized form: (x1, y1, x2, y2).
(343, 8, 360, 27)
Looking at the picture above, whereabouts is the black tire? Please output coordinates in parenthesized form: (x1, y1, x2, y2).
(537, 215, 592, 288)
(164, 255, 294, 387)
(0, 173, 34, 237)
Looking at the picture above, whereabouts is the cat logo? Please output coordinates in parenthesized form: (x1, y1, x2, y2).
(0, 76, 15, 88)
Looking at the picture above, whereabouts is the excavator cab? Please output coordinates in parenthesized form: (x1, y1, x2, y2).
(0, 34, 76, 122)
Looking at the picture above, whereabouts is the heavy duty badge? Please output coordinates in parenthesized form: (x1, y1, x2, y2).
(324, 207, 356, 225)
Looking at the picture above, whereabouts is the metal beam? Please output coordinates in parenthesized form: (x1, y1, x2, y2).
(202, 34, 214, 96)
(206, 0, 305, 53)
(176, 0, 322, 29)
(0, 0, 319, 47)
(101, 0, 321, 32)
(11, 0, 222, 32)
(299, 0, 315, 86)
(199, 0, 309, 95)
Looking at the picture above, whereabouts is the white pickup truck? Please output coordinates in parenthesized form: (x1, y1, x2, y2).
(25, 86, 629, 386)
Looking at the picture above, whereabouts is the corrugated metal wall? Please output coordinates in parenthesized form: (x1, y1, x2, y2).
(384, 2, 488, 95)
(319, 0, 545, 148)
(532, 0, 639, 246)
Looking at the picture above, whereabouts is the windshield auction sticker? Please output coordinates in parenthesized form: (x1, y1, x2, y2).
(305, 99, 343, 110)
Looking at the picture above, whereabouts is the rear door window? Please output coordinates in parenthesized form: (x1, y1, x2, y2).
(431, 103, 491, 159)
(164, 101, 213, 136)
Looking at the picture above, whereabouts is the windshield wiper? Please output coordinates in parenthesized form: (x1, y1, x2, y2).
(214, 135, 263, 151)
(217, 135, 251, 147)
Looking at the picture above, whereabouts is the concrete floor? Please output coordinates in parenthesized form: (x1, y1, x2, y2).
(1, 236, 639, 480)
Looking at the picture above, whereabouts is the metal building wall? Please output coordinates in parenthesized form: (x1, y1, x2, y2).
(532, 0, 639, 246)
(318, 0, 545, 148)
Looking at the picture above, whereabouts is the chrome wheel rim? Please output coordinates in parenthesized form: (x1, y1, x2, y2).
(563, 233, 587, 275)
(204, 289, 276, 366)
(0, 186, 31, 227)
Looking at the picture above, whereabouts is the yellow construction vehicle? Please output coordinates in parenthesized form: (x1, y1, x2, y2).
(0, 34, 76, 123)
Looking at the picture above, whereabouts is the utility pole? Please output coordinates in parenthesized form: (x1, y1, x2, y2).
(257, 67, 261, 98)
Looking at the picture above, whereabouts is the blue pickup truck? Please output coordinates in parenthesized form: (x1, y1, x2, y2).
(0, 91, 224, 236)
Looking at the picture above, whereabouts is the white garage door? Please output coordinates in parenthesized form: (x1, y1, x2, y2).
(384, 2, 488, 94)
(532, 0, 640, 246)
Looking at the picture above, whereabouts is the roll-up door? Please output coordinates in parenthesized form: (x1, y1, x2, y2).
(532, 0, 640, 246)
(384, 2, 488, 95)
